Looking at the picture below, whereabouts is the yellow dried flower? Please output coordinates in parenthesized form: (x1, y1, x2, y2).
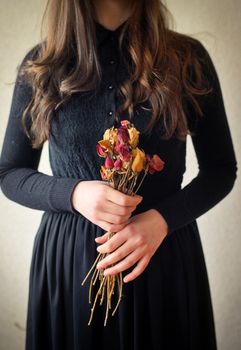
(103, 127, 118, 145)
(131, 147, 146, 172)
(128, 127, 140, 148)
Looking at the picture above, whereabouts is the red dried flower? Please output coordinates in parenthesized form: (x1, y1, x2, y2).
(146, 154, 165, 174)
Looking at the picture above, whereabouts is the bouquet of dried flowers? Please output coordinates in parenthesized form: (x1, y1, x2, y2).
(81, 119, 165, 326)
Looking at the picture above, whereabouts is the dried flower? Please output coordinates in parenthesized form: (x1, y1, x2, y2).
(128, 127, 140, 148)
(117, 126, 130, 143)
(118, 143, 132, 162)
(96, 144, 106, 157)
(103, 127, 118, 145)
(146, 154, 165, 174)
(114, 157, 122, 171)
(100, 165, 114, 181)
(120, 120, 130, 127)
(105, 156, 114, 169)
(97, 139, 113, 157)
(131, 147, 146, 173)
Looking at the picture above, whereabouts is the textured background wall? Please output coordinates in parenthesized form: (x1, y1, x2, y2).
(0, 0, 240, 349)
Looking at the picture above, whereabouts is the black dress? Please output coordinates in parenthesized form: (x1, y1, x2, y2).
(0, 20, 238, 350)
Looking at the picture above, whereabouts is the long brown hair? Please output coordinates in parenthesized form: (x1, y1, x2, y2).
(17, 0, 212, 149)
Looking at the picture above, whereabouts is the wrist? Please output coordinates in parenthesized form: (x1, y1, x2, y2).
(149, 208, 169, 236)
(71, 180, 85, 211)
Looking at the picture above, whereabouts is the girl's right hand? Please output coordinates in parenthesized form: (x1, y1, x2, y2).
(71, 180, 143, 232)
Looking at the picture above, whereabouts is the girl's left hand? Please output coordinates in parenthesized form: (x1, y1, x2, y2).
(95, 209, 169, 283)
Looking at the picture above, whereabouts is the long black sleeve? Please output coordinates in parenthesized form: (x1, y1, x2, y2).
(0, 45, 82, 213)
(152, 40, 238, 235)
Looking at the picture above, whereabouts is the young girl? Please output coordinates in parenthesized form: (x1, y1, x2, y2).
(0, 0, 237, 349)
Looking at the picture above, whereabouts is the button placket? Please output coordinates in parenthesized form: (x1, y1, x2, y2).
(106, 64, 115, 118)
(105, 35, 119, 119)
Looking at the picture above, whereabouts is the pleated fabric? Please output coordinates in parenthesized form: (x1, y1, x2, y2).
(25, 211, 217, 350)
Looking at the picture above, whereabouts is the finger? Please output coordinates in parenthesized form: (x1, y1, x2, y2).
(97, 211, 130, 226)
(95, 231, 109, 244)
(123, 255, 150, 283)
(96, 220, 129, 233)
(106, 188, 143, 207)
(97, 231, 127, 254)
(103, 248, 145, 276)
(96, 240, 135, 269)
(104, 200, 136, 216)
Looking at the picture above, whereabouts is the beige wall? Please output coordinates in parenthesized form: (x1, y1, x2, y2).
(0, 0, 240, 349)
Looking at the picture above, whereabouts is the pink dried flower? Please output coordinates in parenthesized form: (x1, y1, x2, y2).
(120, 120, 130, 127)
(105, 156, 114, 169)
(114, 157, 122, 171)
(117, 127, 129, 143)
(118, 144, 131, 162)
(96, 144, 106, 157)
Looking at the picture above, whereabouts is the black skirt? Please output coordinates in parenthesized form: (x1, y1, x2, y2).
(25, 211, 217, 350)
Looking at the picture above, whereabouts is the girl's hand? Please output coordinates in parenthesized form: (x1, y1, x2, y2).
(71, 180, 143, 232)
(95, 209, 169, 283)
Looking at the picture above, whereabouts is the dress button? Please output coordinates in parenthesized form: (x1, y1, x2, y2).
(108, 85, 113, 90)
(108, 111, 113, 116)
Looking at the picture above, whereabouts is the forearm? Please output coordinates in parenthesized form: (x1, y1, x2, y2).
(151, 163, 237, 235)
(0, 166, 82, 213)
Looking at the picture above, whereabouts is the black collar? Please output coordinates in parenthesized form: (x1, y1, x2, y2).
(95, 19, 127, 46)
